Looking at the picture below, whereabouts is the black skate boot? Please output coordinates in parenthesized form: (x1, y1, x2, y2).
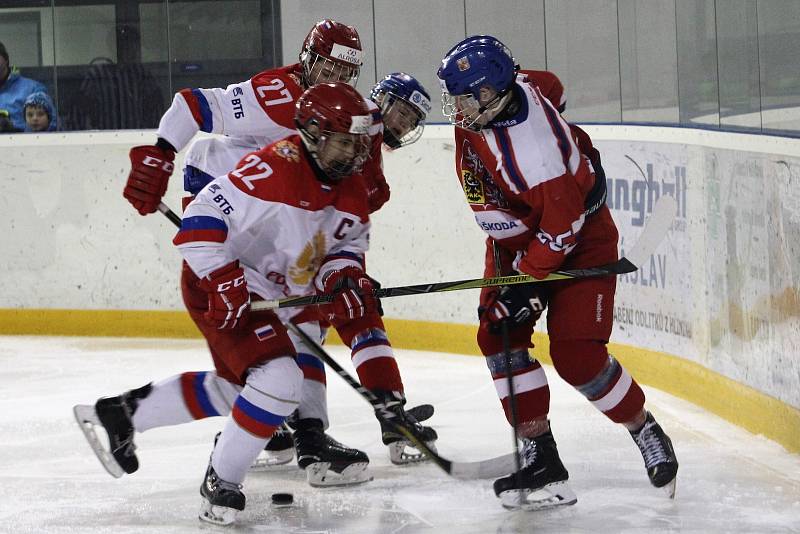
(631, 411, 678, 498)
(73, 383, 152, 478)
(493, 428, 577, 510)
(373, 390, 438, 465)
(293, 418, 371, 487)
(199, 461, 245, 526)
(250, 422, 295, 471)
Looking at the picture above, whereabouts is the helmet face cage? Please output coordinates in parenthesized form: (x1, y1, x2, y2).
(437, 35, 517, 131)
(315, 130, 371, 180)
(370, 73, 431, 148)
(301, 50, 360, 87)
(300, 20, 363, 87)
(376, 91, 427, 148)
(295, 82, 372, 181)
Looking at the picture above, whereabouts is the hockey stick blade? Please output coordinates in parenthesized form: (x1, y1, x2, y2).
(286, 322, 517, 480)
(625, 195, 676, 269)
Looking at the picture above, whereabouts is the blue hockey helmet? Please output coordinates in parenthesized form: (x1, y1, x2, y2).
(437, 35, 517, 130)
(370, 72, 431, 148)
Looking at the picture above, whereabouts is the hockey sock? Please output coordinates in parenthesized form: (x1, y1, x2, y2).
(348, 327, 403, 391)
(213, 357, 302, 484)
(289, 322, 330, 428)
(573, 355, 645, 423)
(132, 371, 240, 432)
(485, 349, 550, 425)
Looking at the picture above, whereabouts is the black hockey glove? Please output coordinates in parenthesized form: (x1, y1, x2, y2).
(480, 283, 547, 334)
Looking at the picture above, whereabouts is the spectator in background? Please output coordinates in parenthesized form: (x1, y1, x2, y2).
(66, 25, 164, 130)
(24, 91, 57, 132)
(0, 41, 49, 132)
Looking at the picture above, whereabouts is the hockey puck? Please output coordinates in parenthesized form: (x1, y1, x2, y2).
(271, 492, 294, 506)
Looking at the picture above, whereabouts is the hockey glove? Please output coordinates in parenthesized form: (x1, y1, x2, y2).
(198, 261, 250, 330)
(481, 283, 546, 334)
(319, 266, 378, 326)
(124, 144, 175, 215)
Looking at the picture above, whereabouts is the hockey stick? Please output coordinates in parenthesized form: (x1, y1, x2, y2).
(286, 321, 517, 480)
(159, 195, 677, 313)
(157, 201, 182, 227)
(492, 241, 524, 503)
(249, 194, 677, 311)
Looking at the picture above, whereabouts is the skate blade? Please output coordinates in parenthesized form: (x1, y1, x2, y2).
(199, 499, 239, 526)
(306, 461, 372, 487)
(73, 404, 125, 479)
(388, 440, 437, 465)
(500, 481, 577, 511)
(660, 477, 677, 499)
(249, 448, 294, 472)
(406, 404, 434, 423)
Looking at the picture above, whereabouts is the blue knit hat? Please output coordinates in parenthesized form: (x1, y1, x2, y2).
(24, 91, 57, 131)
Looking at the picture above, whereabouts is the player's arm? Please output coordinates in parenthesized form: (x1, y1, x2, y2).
(173, 153, 275, 329)
(314, 220, 378, 325)
(124, 73, 299, 215)
(515, 170, 589, 279)
(363, 135, 390, 213)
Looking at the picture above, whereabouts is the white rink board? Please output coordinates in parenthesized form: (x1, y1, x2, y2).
(0, 125, 798, 407)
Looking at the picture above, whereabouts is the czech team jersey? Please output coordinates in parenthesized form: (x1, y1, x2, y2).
(454, 74, 617, 279)
(174, 134, 371, 322)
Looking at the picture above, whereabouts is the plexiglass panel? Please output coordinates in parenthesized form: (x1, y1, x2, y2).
(675, 0, 720, 127)
(544, 0, 621, 122)
(618, 0, 679, 123)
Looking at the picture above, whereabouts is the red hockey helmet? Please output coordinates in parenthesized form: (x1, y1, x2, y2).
(295, 82, 372, 181)
(300, 19, 363, 87)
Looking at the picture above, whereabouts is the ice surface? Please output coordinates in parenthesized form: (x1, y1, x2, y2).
(0, 336, 798, 533)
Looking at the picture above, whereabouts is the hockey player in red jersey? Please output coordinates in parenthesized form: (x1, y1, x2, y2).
(120, 17, 434, 484)
(75, 83, 435, 525)
(437, 36, 678, 510)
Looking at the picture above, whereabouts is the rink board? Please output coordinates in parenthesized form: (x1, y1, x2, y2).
(1, 125, 799, 455)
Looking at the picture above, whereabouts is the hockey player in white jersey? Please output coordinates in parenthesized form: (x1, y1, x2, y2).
(120, 18, 435, 484)
(75, 82, 436, 525)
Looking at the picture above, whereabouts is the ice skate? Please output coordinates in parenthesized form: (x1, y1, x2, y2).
(493, 429, 577, 511)
(199, 461, 245, 526)
(293, 418, 371, 487)
(73, 383, 152, 478)
(250, 422, 295, 471)
(374, 391, 438, 465)
(631, 411, 679, 498)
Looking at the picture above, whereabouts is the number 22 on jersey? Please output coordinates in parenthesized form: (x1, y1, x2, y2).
(230, 154, 273, 190)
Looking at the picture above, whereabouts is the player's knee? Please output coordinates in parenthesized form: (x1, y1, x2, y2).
(549, 339, 608, 386)
(247, 356, 303, 406)
(477, 319, 533, 355)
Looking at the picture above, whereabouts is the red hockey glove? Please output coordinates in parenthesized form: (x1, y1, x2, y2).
(480, 283, 547, 334)
(319, 266, 378, 325)
(124, 145, 175, 215)
(197, 261, 250, 329)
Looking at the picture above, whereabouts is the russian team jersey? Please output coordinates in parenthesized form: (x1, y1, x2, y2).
(455, 76, 609, 279)
(174, 134, 371, 321)
(158, 64, 306, 154)
(162, 62, 388, 212)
